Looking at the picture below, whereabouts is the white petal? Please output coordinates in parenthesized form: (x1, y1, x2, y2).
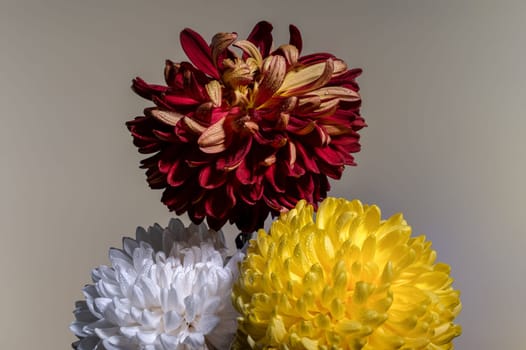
(130, 285, 146, 309)
(137, 330, 158, 344)
(160, 287, 181, 312)
(94, 326, 119, 339)
(109, 248, 132, 269)
(140, 309, 162, 328)
(122, 237, 139, 256)
(137, 277, 160, 308)
(102, 336, 134, 350)
(201, 297, 221, 316)
(184, 295, 196, 323)
(119, 325, 139, 338)
(77, 336, 100, 350)
(195, 315, 219, 334)
(182, 249, 196, 267)
(164, 310, 183, 333)
(183, 332, 205, 348)
(160, 334, 182, 349)
(94, 297, 112, 314)
(69, 322, 89, 337)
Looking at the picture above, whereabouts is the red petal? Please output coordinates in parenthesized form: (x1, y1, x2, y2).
(314, 145, 344, 166)
(164, 60, 179, 87)
(198, 165, 227, 189)
(162, 184, 196, 213)
(236, 158, 259, 185)
(298, 53, 335, 65)
(152, 95, 175, 111)
(204, 187, 234, 218)
(164, 93, 201, 106)
(167, 160, 193, 187)
(132, 77, 167, 101)
(294, 142, 320, 173)
(180, 28, 220, 79)
(145, 167, 167, 189)
(216, 137, 252, 171)
(247, 21, 274, 57)
(288, 24, 303, 53)
(264, 165, 286, 193)
(328, 68, 362, 90)
(238, 182, 264, 205)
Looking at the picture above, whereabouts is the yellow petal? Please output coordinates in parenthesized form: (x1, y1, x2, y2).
(276, 44, 299, 66)
(205, 80, 222, 107)
(277, 59, 333, 96)
(233, 40, 263, 67)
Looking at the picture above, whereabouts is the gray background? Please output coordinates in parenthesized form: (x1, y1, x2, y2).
(1, 0, 524, 348)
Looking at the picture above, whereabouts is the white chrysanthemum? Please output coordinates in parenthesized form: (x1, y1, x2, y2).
(71, 219, 244, 350)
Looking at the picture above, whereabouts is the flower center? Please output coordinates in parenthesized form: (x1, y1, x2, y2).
(221, 57, 260, 111)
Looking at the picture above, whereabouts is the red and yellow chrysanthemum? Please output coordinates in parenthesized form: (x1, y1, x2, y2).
(127, 21, 365, 232)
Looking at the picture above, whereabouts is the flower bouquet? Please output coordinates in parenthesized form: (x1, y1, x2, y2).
(70, 21, 461, 350)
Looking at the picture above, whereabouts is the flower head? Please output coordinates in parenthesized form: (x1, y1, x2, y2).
(70, 219, 244, 350)
(232, 198, 462, 349)
(127, 21, 365, 232)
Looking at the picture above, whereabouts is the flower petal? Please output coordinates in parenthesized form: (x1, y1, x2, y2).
(180, 28, 220, 79)
(211, 32, 238, 66)
(198, 117, 226, 153)
(288, 24, 303, 53)
(247, 21, 274, 57)
(277, 59, 334, 96)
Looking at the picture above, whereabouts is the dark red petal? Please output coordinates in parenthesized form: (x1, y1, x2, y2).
(238, 181, 264, 205)
(314, 145, 344, 165)
(264, 165, 286, 193)
(298, 53, 335, 65)
(198, 165, 227, 189)
(216, 137, 252, 171)
(185, 149, 214, 167)
(247, 21, 274, 57)
(286, 117, 316, 135)
(288, 24, 303, 53)
(152, 95, 175, 111)
(167, 159, 195, 187)
(328, 68, 362, 90)
(164, 60, 179, 86)
(188, 205, 206, 225)
(206, 216, 227, 231)
(204, 187, 234, 218)
(209, 108, 230, 126)
(174, 118, 203, 143)
(162, 184, 195, 213)
(318, 162, 345, 179)
(164, 94, 201, 106)
(230, 201, 269, 232)
(295, 174, 315, 202)
(144, 167, 167, 189)
(263, 195, 282, 211)
(180, 28, 220, 79)
(182, 70, 208, 102)
(253, 130, 287, 148)
(236, 158, 260, 185)
(152, 129, 179, 143)
(294, 142, 320, 173)
(132, 78, 167, 101)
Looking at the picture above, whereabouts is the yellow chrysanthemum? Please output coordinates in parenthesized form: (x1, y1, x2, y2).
(232, 198, 461, 349)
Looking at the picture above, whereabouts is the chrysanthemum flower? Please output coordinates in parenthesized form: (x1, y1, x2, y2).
(232, 198, 462, 349)
(127, 21, 365, 232)
(70, 219, 244, 350)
